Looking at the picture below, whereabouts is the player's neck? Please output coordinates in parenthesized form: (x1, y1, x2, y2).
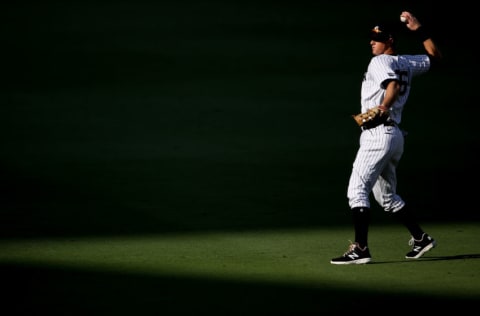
(384, 47, 396, 55)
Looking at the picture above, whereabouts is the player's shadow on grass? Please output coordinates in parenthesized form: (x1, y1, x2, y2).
(371, 254, 480, 264)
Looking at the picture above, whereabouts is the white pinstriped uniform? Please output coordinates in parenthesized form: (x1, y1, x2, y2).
(347, 53, 431, 212)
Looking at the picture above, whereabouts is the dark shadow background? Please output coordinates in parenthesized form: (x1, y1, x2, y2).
(1, 1, 478, 314)
(1, 0, 478, 238)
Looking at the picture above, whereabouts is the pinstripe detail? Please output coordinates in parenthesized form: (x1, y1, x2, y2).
(348, 53, 430, 212)
(361, 54, 430, 124)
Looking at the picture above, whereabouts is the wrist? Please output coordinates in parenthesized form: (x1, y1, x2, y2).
(378, 105, 389, 112)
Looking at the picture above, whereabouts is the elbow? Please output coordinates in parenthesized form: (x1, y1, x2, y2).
(428, 53, 443, 69)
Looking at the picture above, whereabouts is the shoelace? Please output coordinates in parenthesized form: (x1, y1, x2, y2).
(344, 241, 358, 255)
(408, 233, 426, 246)
(408, 237, 415, 246)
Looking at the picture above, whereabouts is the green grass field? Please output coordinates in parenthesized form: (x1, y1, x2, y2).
(1, 1, 479, 315)
(1, 223, 479, 314)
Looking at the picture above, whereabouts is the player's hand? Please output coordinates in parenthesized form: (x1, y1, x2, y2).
(400, 11, 421, 31)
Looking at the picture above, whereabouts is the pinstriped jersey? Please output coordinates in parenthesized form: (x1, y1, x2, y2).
(361, 54, 431, 124)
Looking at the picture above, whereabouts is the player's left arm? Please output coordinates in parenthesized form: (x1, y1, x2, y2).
(378, 79, 400, 111)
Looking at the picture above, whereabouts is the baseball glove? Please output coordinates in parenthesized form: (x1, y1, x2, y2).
(352, 106, 389, 129)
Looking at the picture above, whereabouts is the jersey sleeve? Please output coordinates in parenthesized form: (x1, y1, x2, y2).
(368, 55, 399, 88)
(404, 54, 431, 76)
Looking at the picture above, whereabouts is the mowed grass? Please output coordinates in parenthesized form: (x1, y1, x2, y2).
(1, 222, 479, 314)
(2, 1, 479, 315)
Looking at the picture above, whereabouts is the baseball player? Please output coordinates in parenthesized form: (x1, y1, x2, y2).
(331, 11, 443, 264)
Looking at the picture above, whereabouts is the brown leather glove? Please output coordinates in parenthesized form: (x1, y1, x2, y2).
(352, 106, 389, 129)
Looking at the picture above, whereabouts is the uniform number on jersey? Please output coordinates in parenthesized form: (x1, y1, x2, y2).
(395, 70, 409, 96)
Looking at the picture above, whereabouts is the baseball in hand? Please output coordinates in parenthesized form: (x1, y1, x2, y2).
(400, 16, 407, 23)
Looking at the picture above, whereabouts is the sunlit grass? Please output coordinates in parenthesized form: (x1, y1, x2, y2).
(1, 222, 479, 299)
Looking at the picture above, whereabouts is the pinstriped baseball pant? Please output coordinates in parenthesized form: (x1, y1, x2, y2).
(347, 124, 406, 212)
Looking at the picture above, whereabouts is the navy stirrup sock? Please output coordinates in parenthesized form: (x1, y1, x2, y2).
(392, 206, 424, 239)
(352, 207, 370, 248)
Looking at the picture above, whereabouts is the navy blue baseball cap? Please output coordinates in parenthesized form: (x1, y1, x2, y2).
(370, 24, 395, 42)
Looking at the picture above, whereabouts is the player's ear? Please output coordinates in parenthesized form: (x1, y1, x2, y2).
(387, 37, 395, 48)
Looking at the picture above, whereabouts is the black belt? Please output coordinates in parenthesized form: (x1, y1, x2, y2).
(361, 120, 396, 131)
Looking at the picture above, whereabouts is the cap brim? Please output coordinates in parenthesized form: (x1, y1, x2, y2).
(370, 32, 390, 42)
